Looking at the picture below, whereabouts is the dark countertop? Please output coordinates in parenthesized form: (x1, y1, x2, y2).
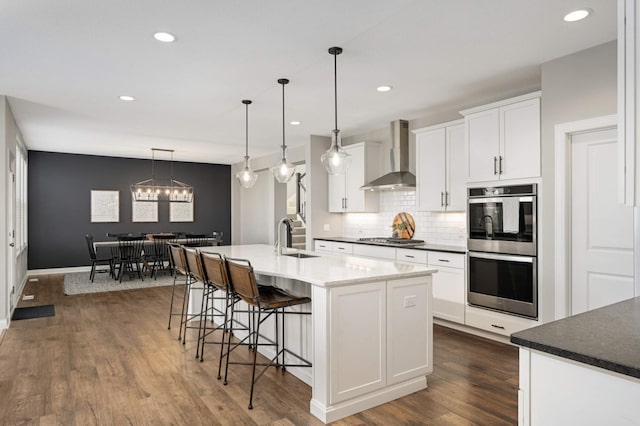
(313, 237, 466, 254)
(511, 297, 640, 379)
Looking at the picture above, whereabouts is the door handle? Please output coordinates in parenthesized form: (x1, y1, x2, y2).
(9, 243, 15, 247)
(499, 156, 503, 175)
(440, 192, 444, 207)
(493, 157, 498, 175)
(344, 198, 347, 210)
(445, 191, 449, 206)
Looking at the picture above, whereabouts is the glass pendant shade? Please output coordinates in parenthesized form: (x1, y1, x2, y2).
(236, 99, 258, 189)
(271, 78, 296, 183)
(321, 129, 352, 175)
(271, 158, 296, 183)
(323, 46, 351, 175)
(236, 158, 258, 188)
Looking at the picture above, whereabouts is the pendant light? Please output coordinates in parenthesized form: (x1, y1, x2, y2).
(235, 99, 258, 188)
(271, 78, 296, 183)
(321, 46, 352, 175)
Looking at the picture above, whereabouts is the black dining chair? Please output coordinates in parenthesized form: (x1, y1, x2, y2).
(116, 236, 146, 282)
(150, 234, 176, 279)
(85, 234, 114, 282)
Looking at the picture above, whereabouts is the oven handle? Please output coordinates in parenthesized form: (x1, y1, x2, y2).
(468, 196, 533, 204)
(468, 251, 534, 263)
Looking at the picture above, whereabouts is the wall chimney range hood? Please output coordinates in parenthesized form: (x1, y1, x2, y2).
(360, 119, 416, 191)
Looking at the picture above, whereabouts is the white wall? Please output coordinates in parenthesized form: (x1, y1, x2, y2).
(540, 41, 617, 321)
(0, 96, 26, 328)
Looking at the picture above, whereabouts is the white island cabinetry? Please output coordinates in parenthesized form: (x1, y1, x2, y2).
(199, 244, 435, 424)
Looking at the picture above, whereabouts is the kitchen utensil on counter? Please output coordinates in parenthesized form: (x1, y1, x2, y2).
(392, 212, 415, 239)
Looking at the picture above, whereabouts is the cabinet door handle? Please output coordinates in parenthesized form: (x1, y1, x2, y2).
(337, 247, 345, 250)
(491, 324, 505, 330)
(405, 255, 415, 258)
(438, 259, 450, 263)
(344, 198, 347, 210)
(445, 191, 449, 206)
(499, 156, 503, 175)
(440, 192, 444, 207)
(493, 157, 498, 175)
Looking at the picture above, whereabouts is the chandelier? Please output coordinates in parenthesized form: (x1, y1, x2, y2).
(131, 148, 194, 202)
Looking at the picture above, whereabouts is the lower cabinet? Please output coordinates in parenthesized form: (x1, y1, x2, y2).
(328, 277, 432, 404)
(428, 252, 466, 325)
(465, 305, 537, 337)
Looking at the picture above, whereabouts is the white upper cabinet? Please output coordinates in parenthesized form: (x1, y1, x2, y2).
(328, 142, 380, 213)
(414, 120, 466, 211)
(461, 92, 541, 183)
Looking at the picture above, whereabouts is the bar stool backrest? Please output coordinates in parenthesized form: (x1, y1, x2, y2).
(225, 257, 260, 307)
(184, 247, 205, 282)
(200, 252, 230, 292)
(168, 243, 188, 276)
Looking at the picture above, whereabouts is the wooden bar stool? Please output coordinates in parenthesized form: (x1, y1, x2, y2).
(167, 243, 196, 344)
(223, 256, 312, 410)
(198, 251, 253, 379)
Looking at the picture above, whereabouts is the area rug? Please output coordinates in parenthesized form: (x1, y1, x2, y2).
(12, 304, 55, 320)
(64, 271, 176, 295)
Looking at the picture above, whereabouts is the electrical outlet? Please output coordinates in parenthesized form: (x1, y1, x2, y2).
(323, 224, 330, 232)
(403, 295, 417, 308)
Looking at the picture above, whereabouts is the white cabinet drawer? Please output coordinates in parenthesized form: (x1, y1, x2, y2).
(353, 244, 396, 260)
(396, 249, 428, 264)
(465, 305, 537, 337)
(315, 240, 333, 253)
(428, 252, 465, 269)
(333, 242, 353, 255)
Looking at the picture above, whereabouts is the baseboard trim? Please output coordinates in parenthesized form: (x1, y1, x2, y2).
(310, 376, 426, 423)
(28, 266, 92, 276)
(0, 319, 9, 330)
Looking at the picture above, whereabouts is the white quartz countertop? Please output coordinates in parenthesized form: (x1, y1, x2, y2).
(199, 244, 436, 288)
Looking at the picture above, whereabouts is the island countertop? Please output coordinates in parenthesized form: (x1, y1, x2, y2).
(511, 296, 640, 379)
(200, 244, 437, 288)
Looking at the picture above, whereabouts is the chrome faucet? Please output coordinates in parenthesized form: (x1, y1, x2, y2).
(276, 217, 293, 255)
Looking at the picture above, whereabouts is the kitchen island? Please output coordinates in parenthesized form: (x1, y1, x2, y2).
(511, 297, 640, 425)
(198, 244, 437, 423)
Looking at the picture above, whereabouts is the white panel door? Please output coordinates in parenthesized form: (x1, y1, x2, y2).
(446, 124, 467, 211)
(416, 129, 446, 211)
(329, 281, 386, 404)
(500, 98, 541, 180)
(344, 144, 365, 212)
(466, 109, 499, 182)
(328, 173, 345, 212)
(571, 128, 635, 314)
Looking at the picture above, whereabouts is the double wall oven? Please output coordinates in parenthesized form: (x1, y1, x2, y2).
(467, 184, 538, 319)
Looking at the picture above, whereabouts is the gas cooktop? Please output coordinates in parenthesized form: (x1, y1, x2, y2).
(357, 237, 425, 246)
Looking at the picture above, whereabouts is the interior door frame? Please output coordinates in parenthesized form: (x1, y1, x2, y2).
(554, 114, 617, 319)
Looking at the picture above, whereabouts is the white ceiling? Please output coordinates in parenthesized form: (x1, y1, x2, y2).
(0, 0, 617, 164)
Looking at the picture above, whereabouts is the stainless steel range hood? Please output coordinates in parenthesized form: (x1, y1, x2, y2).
(360, 119, 416, 191)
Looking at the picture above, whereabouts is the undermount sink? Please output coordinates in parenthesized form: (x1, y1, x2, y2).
(283, 253, 319, 259)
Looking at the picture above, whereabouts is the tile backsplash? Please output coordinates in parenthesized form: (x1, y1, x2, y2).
(342, 191, 467, 247)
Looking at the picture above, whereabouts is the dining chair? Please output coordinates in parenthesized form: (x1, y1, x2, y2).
(85, 234, 114, 282)
(116, 236, 146, 282)
(150, 234, 175, 279)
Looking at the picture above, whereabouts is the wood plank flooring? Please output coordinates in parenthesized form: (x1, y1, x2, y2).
(0, 274, 519, 425)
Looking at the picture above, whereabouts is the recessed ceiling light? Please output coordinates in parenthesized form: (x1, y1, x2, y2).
(153, 32, 176, 43)
(290, 121, 301, 125)
(119, 95, 135, 101)
(564, 9, 590, 22)
(377, 86, 392, 92)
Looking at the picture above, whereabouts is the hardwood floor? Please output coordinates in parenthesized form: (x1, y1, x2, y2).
(0, 274, 519, 425)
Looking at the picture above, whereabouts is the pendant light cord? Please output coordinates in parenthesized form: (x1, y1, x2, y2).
(245, 102, 249, 159)
(281, 80, 286, 158)
(334, 50, 338, 131)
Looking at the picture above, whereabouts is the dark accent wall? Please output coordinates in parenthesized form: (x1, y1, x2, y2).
(28, 151, 231, 269)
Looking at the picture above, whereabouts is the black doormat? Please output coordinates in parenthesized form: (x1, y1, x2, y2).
(12, 304, 55, 320)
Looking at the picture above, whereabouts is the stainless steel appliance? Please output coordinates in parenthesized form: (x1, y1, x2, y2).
(467, 184, 538, 319)
(357, 237, 425, 247)
(467, 184, 536, 256)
